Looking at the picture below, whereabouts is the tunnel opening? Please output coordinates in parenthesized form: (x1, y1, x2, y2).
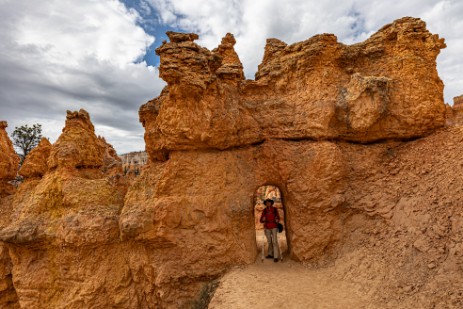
(254, 185, 288, 261)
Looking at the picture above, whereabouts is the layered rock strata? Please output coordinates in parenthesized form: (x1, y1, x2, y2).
(0, 110, 128, 308)
(126, 16, 457, 308)
(454, 94, 463, 106)
(445, 94, 463, 126)
(0, 121, 20, 308)
(119, 151, 147, 177)
(18, 138, 51, 178)
(0, 122, 19, 197)
(141, 16, 446, 159)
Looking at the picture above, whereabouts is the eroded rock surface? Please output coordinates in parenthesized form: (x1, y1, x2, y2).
(0, 110, 128, 308)
(0, 121, 20, 308)
(0, 121, 19, 197)
(454, 94, 463, 106)
(47, 109, 121, 175)
(141, 16, 446, 157)
(447, 94, 463, 126)
(18, 138, 51, 179)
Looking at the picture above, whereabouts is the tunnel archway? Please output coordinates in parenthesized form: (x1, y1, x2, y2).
(254, 185, 289, 260)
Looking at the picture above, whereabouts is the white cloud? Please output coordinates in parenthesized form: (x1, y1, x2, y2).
(14, 0, 152, 67)
(149, 0, 462, 103)
(0, 0, 165, 154)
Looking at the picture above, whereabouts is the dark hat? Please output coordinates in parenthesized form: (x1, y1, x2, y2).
(263, 199, 274, 205)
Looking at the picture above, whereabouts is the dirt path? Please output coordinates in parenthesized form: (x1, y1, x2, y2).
(208, 261, 380, 309)
(208, 231, 382, 309)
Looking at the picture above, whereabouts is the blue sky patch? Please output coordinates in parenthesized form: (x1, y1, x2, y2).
(121, 0, 181, 67)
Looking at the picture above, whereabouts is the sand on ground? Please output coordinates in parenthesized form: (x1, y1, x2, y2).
(208, 230, 382, 309)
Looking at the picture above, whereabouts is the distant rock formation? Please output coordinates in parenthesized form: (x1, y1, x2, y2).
(454, 94, 463, 106)
(119, 151, 147, 177)
(445, 94, 463, 125)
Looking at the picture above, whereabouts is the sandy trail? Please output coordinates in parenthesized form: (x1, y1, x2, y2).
(208, 231, 381, 309)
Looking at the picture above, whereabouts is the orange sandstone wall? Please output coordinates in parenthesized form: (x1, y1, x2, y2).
(0, 121, 19, 197)
(454, 94, 463, 106)
(141, 17, 446, 159)
(0, 121, 20, 308)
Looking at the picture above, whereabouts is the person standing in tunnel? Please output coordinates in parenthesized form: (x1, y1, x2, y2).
(260, 199, 280, 262)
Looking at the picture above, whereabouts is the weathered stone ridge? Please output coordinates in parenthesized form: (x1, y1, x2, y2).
(43, 109, 122, 179)
(0, 121, 19, 197)
(0, 110, 128, 308)
(0, 121, 20, 308)
(0, 121, 19, 180)
(141, 16, 446, 159)
(445, 94, 463, 126)
(19, 138, 51, 178)
(454, 94, 463, 106)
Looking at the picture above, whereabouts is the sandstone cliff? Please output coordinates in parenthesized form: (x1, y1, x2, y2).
(447, 94, 463, 125)
(0, 110, 128, 308)
(0, 16, 462, 309)
(454, 94, 463, 106)
(0, 121, 19, 197)
(18, 138, 51, 179)
(141, 16, 446, 160)
(127, 17, 459, 308)
(0, 121, 20, 308)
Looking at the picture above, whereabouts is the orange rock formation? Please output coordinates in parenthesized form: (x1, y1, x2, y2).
(446, 94, 463, 125)
(119, 151, 147, 177)
(0, 121, 19, 197)
(0, 17, 462, 309)
(454, 94, 463, 106)
(141, 17, 445, 159)
(0, 110, 127, 308)
(0, 121, 20, 308)
(18, 138, 51, 178)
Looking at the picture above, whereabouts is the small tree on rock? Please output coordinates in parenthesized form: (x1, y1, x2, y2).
(11, 123, 42, 161)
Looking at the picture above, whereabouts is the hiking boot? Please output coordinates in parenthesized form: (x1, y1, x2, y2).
(274, 258, 279, 262)
(265, 255, 273, 259)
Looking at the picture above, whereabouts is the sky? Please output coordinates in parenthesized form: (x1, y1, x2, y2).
(0, 0, 461, 154)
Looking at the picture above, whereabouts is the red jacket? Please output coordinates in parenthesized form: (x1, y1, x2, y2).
(260, 206, 280, 229)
